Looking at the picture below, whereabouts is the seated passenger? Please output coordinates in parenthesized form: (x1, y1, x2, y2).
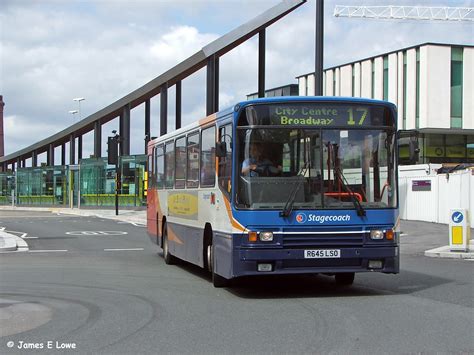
(241, 142, 282, 177)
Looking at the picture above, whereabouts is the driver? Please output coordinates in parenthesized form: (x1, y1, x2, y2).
(241, 142, 281, 176)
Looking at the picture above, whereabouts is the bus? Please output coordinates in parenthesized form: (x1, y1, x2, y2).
(147, 97, 399, 287)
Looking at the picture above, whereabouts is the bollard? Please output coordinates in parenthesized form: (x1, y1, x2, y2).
(449, 209, 471, 252)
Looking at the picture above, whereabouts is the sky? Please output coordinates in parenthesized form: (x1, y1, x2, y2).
(0, 0, 473, 164)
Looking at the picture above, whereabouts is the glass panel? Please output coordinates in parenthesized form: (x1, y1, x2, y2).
(383, 56, 388, 101)
(451, 47, 463, 126)
(156, 145, 164, 189)
(186, 132, 200, 188)
(175, 137, 186, 189)
(201, 126, 216, 187)
(236, 127, 396, 210)
(165, 142, 174, 189)
(218, 125, 232, 195)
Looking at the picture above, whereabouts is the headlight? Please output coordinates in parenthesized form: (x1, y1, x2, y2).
(259, 231, 274, 242)
(370, 230, 384, 240)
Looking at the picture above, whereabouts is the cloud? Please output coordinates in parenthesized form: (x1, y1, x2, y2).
(1, 0, 473, 160)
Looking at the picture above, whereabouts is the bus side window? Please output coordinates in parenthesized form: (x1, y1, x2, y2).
(156, 145, 164, 189)
(175, 136, 186, 189)
(164, 141, 174, 189)
(148, 148, 154, 188)
(201, 126, 216, 187)
(218, 124, 232, 196)
(186, 132, 200, 188)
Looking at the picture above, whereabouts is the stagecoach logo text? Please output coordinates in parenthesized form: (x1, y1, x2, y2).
(296, 213, 351, 224)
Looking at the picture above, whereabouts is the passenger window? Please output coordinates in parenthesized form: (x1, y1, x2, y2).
(175, 137, 186, 189)
(218, 124, 232, 196)
(187, 132, 200, 188)
(201, 126, 216, 187)
(164, 142, 174, 189)
(156, 145, 164, 189)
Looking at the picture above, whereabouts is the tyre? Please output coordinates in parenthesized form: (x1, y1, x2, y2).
(207, 244, 230, 288)
(335, 272, 355, 286)
(162, 222, 178, 265)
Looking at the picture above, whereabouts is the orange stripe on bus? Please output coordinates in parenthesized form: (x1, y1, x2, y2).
(223, 196, 246, 232)
(199, 113, 217, 126)
(168, 224, 184, 245)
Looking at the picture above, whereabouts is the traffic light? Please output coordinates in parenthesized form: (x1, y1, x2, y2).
(107, 136, 118, 165)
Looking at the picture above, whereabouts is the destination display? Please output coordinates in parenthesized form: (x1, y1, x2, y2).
(243, 104, 392, 127)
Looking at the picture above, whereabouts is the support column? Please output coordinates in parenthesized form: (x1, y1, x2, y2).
(69, 134, 75, 165)
(160, 84, 168, 137)
(94, 120, 102, 158)
(120, 105, 130, 156)
(16, 157, 21, 169)
(22, 158, 26, 168)
(78, 136, 82, 161)
(314, 0, 324, 96)
(175, 81, 182, 130)
(145, 99, 151, 153)
(258, 30, 266, 98)
(61, 144, 66, 166)
(47, 144, 54, 166)
(32, 150, 38, 167)
(206, 55, 219, 115)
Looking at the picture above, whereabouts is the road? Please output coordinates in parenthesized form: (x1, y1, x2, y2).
(0, 210, 473, 354)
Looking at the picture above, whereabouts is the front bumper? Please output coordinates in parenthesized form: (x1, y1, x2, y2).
(233, 246, 399, 277)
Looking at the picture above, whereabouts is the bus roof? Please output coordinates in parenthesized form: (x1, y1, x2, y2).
(148, 96, 397, 147)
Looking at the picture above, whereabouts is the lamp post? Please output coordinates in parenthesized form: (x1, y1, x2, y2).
(73, 97, 85, 120)
(68, 110, 78, 121)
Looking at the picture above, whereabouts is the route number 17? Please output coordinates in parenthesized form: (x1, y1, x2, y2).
(347, 108, 368, 125)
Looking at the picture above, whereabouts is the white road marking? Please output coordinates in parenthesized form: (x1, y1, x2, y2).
(104, 248, 144, 251)
(23, 236, 38, 239)
(29, 250, 68, 253)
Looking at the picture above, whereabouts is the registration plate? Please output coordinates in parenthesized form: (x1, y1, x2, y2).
(304, 249, 341, 259)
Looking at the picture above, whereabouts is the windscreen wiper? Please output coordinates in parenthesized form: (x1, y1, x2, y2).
(280, 162, 308, 218)
(335, 166, 366, 217)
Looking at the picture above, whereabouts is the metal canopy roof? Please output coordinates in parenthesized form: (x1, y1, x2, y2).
(1, 0, 306, 164)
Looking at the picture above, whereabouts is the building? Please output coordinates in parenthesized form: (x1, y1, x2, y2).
(297, 43, 474, 165)
(247, 84, 299, 100)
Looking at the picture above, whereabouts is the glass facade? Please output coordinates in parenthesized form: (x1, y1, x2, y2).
(451, 47, 463, 128)
(80, 155, 146, 207)
(16, 166, 69, 206)
(371, 59, 375, 99)
(415, 49, 420, 128)
(403, 51, 407, 130)
(399, 134, 474, 165)
(0, 172, 14, 205)
(383, 56, 388, 101)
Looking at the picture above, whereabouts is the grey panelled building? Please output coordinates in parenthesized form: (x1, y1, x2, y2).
(297, 43, 474, 165)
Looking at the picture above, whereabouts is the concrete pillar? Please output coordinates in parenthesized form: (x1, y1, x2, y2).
(61, 143, 66, 166)
(94, 120, 102, 158)
(69, 134, 75, 165)
(175, 81, 182, 130)
(120, 104, 130, 156)
(258, 30, 266, 98)
(206, 55, 219, 115)
(78, 136, 82, 161)
(47, 144, 54, 166)
(160, 85, 167, 137)
(145, 99, 151, 153)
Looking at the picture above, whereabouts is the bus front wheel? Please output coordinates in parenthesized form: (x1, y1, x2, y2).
(207, 244, 230, 288)
(335, 272, 355, 286)
(162, 223, 178, 265)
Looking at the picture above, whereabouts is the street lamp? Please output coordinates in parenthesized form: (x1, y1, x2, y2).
(68, 110, 79, 121)
(73, 97, 85, 119)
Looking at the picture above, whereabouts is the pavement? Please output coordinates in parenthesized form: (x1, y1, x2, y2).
(0, 206, 472, 259)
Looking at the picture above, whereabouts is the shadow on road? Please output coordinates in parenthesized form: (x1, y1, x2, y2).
(168, 253, 454, 300)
